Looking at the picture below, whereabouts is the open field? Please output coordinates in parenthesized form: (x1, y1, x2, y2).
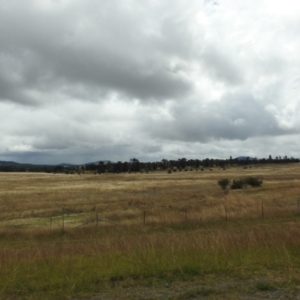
(1, 164, 300, 299)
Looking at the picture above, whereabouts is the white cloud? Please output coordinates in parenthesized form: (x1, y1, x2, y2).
(1, 0, 300, 164)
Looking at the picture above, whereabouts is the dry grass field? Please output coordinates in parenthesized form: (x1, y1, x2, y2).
(1, 164, 300, 299)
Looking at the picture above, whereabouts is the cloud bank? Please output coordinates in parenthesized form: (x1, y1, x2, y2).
(1, 0, 300, 164)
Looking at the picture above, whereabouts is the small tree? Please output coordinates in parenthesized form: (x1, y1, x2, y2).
(219, 177, 263, 191)
(218, 178, 230, 190)
(231, 179, 245, 189)
(244, 177, 263, 187)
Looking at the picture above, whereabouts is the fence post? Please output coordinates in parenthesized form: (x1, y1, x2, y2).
(62, 207, 65, 232)
(143, 211, 146, 225)
(262, 203, 264, 219)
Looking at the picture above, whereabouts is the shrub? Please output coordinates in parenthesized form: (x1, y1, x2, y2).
(228, 177, 263, 190)
(218, 178, 230, 190)
(231, 179, 246, 189)
(244, 177, 263, 187)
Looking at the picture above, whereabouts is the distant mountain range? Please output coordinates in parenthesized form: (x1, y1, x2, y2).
(0, 160, 74, 168)
(57, 161, 110, 167)
(56, 163, 78, 167)
(1, 156, 297, 170)
(0, 160, 33, 167)
(0, 158, 253, 167)
(0, 160, 107, 168)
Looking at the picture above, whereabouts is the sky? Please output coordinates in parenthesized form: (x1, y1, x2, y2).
(1, 0, 300, 165)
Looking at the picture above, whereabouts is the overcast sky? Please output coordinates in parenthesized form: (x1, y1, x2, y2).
(1, 0, 300, 164)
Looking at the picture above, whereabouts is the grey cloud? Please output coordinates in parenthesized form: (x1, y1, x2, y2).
(0, 74, 39, 105)
(201, 45, 243, 86)
(1, 0, 300, 164)
(0, 0, 195, 105)
(0, 150, 52, 165)
(145, 92, 296, 143)
(0, 142, 163, 165)
(53, 51, 191, 101)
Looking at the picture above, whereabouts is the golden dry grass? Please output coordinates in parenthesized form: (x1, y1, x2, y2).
(0, 164, 300, 229)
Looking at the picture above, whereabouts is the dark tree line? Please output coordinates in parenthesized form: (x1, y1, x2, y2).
(84, 155, 299, 174)
(0, 155, 298, 173)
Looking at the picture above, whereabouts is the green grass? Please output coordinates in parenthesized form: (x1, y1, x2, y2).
(1, 221, 300, 299)
(255, 281, 276, 291)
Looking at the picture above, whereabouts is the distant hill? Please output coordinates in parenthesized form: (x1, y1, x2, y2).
(0, 160, 35, 167)
(0, 160, 77, 168)
(0, 160, 108, 168)
(235, 156, 255, 161)
(0, 160, 22, 166)
(57, 163, 78, 167)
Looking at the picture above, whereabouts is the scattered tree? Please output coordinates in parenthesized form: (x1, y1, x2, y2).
(244, 177, 263, 187)
(231, 179, 246, 189)
(218, 178, 230, 190)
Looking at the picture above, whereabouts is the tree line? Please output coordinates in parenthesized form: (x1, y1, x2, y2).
(85, 156, 299, 174)
(0, 155, 298, 173)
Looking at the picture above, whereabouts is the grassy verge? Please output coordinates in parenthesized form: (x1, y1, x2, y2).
(1, 218, 300, 299)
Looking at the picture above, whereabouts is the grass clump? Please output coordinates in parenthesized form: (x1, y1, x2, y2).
(255, 281, 276, 291)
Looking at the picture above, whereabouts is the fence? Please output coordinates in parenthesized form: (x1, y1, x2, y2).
(1, 200, 300, 232)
